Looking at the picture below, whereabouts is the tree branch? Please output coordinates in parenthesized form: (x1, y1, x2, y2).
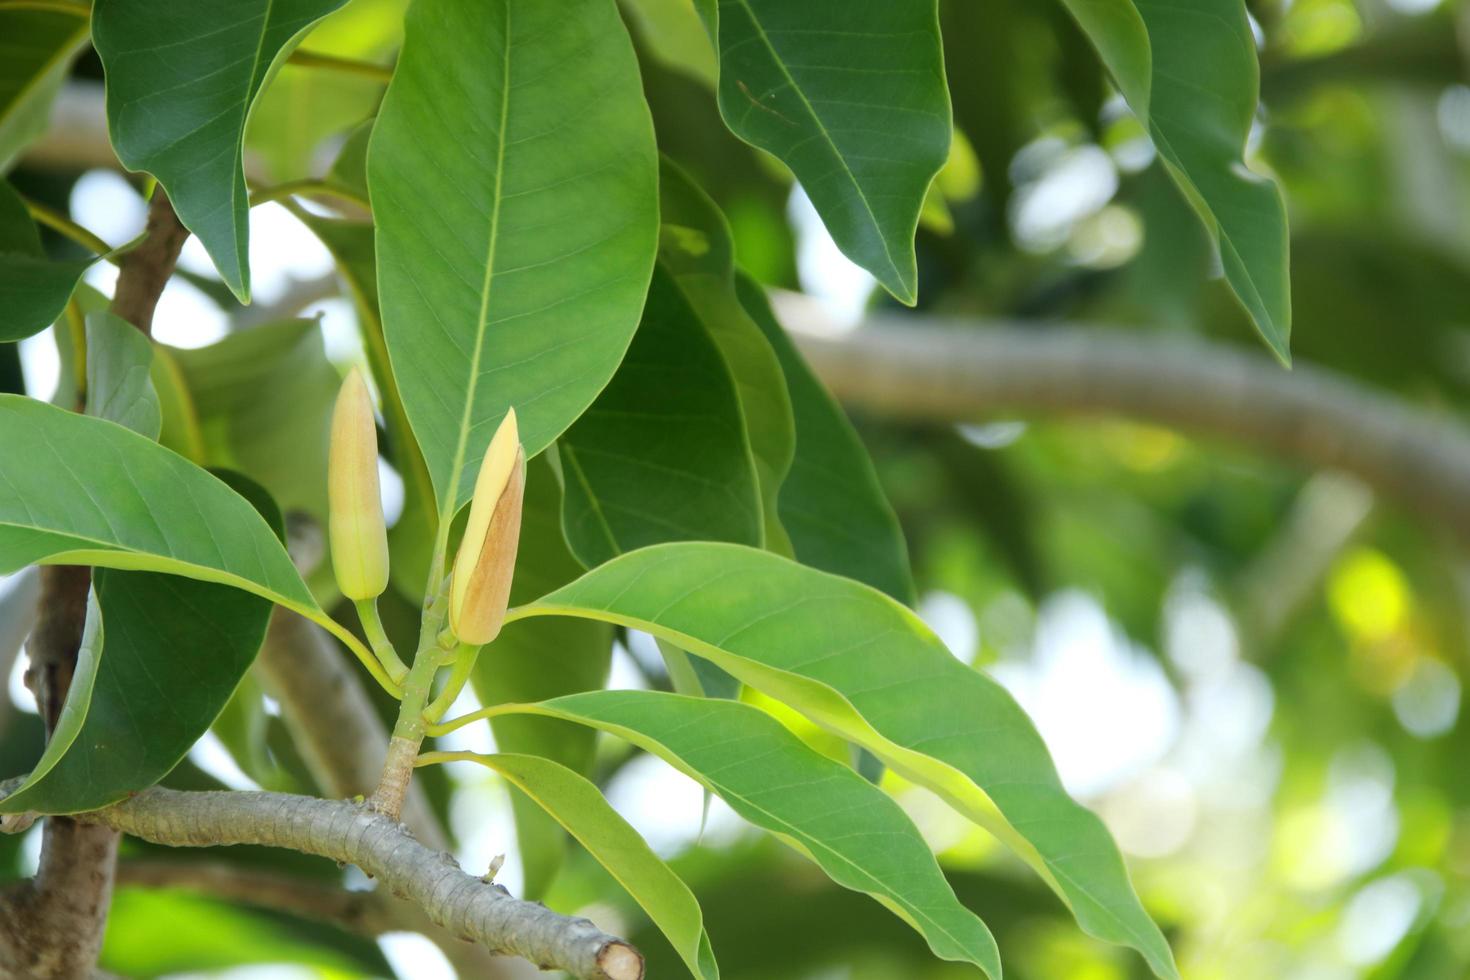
(90, 789, 643, 980)
(792, 317, 1470, 544)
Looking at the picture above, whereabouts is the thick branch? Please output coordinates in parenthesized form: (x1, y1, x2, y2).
(91, 789, 643, 980)
(794, 319, 1470, 544)
(109, 190, 190, 334)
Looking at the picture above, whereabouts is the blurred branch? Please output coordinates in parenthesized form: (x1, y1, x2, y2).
(82, 788, 643, 980)
(1261, 9, 1468, 103)
(790, 313, 1470, 545)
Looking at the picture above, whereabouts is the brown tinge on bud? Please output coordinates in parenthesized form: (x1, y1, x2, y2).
(449, 409, 525, 645)
(328, 368, 389, 600)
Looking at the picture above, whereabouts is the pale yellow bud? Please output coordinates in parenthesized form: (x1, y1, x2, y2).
(328, 368, 389, 600)
(449, 408, 525, 645)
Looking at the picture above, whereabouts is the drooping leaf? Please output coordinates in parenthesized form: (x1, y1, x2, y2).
(0, 7, 90, 169)
(736, 275, 915, 605)
(499, 689, 1002, 977)
(559, 265, 762, 568)
(167, 320, 339, 523)
(91, 0, 351, 300)
(435, 752, 718, 979)
(704, 0, 951, 303)
(294, 210, 437, 598)
(512, 543, 1178, 979)
(1061, 0, 1292, 358)
(1, 470, 280, 814)
(0, 177, 91, 343)
(659, 160, 794, 551)
(371, 0, 659, 522)
(471, 453, 612, 899)
(0, 394, 386, 688)
(85, 312, 161, 439)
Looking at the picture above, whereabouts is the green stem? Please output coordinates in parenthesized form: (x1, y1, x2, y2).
(424, 701, 513, 738)
(355, 598, 410, 684)
(286, 49, 395, 83)
(249, 178, 370, 212)
(423, 641, 480, 723)
(24, 199, 112, 257)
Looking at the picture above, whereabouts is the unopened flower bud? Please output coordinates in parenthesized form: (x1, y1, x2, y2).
(328, 368, 389, 600)
(449, 408, 525, 645)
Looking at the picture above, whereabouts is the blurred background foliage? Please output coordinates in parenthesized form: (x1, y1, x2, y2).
(5, 0, 1470, 977)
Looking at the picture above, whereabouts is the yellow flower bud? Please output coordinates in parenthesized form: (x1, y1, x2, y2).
(449, 408, 525, 645)
(328, 368, 389, 601)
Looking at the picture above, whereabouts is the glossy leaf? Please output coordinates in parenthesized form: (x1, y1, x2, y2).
(501, 689, 1001, 976)
(436, 752, 718, 979)
(513, 543, 1177, 978)
(0, 7, 89, 169)
(168, 320, 339, 522)
(1, 546, 274, 813)
(472, 454, 612, 898)
(85, 312, 161, 439)
(0, 394, 386, 688)
(371, 0, 659, 520)
(91, 0, 350, 300)
(559, 265, 762, 568)
(736, 275, 914, 605)
(1061, 0, 1291, 358)
(659, 160, 794, 550)
(706, 0, 950, 303)
(0, 177, 90, 343)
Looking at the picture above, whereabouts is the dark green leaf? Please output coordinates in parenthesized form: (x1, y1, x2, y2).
(0, 177, 90, 342)
(559, 265, 762, 568)
(371, 0, 659, 519)
(0, 7, 90, 168)
(85, 312, 161, 439)
(513, 543, 1178, 979)
(736, 274, 915, 605)
(706, 0, 951, 303)
(506, 689, 1001, 976)
(92, 0, 350, 300)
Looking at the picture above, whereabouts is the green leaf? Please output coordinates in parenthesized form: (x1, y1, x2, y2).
(0, 7, 90, 169)
(433, 752, 718, 979)
(0, 177, 91, 343)
(167, 319, 339, 523)
(2, 564, 273, 815)
(512, 543, 1177, 979)
(0, 394, 388, 689)
(659, 160, 794, 551)
(371, 0, 659, 522)
(736, 274, 915, 605)
(559, 265, 762, 568)
(85, 312, 161, 439)
(705, 0, 951, 303)
(498, 689, 1001, 976)
(472, 453, 612, 899)
(91, 0, 350, 300)
(1061, 0, 1291, 359)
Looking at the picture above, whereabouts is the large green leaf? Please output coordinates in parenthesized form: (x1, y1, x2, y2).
(0, 7, 90, 169)
(471, 454, 612, 899)
(560, 265, 762, 568)
(370, 0, 659, 522)
(736, 275, 914, 605)
(511, 543, 1177, 978)
(1, 541, 274, 813)
(1061, 0, 1291, 358)
(704, 0, 951, 303)
(85, 312, 161, 439)
(659, 160, 793, 551)
(91, 0, 350, 300)
(167, 320, 338, 523)
(492, 690, 1001, 976)
(429, 751, 718, 979)
(0, 177, 90, 343)
(0, 394, 389, 689)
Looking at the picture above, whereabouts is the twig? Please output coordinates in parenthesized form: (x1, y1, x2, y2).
(89, 788, 644, 980)
(109, 190, 189, 335)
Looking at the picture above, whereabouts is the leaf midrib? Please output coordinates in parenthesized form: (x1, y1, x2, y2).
(443, 0, 515, 520)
